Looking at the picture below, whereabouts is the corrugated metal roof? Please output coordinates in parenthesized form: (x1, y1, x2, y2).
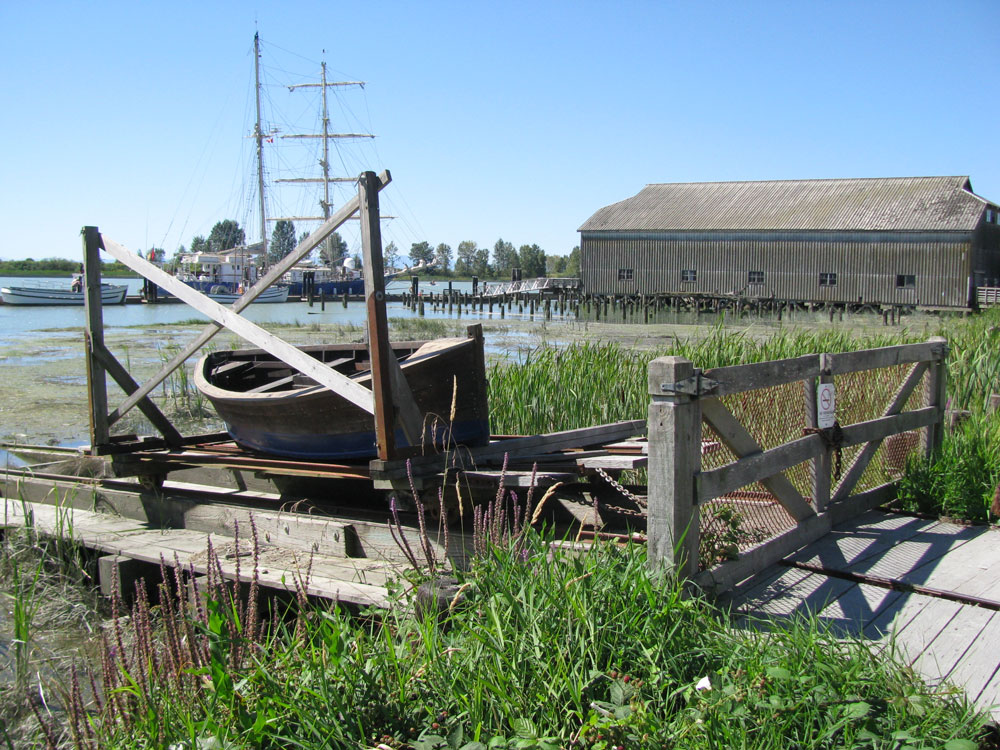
(579, 177, 991, 233)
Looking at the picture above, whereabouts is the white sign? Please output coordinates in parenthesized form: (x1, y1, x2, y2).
(817, 382, 836, 429)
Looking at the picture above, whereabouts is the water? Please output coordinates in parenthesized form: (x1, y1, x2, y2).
(0, 276, 579, 345)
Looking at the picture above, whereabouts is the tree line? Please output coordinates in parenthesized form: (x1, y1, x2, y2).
(3, 219, 581, 281)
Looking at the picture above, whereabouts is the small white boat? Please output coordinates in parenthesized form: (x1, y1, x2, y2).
(0, 283, 128, 306)
(205, 284, 290, 304)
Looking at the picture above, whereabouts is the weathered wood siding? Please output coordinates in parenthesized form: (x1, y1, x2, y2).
(580, 231, 974, 308)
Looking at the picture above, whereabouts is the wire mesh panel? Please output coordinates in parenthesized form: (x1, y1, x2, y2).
(696, 361, 931, 570)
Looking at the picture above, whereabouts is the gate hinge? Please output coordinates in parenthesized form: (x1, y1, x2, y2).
(659, 372, 718, 397)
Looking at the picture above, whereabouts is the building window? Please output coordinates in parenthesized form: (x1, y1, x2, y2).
(988, 208, 997, 224)
(896, 274, 916, 289)
(617, 268, 633, 281)
(819, 272, 837, 286)
(748, 270, 764, 285)
(681, 269, 697, 282)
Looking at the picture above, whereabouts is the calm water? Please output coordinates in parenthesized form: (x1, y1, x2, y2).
(0, 276, 567, 344)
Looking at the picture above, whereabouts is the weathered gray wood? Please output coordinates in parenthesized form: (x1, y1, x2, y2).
(694, 511, 832, 595)
(700, 398, 815, 522)
(949, 612, 1000, 700)
(836, 406, 940, 449)
(785, 512, 937, 568)
(101, 236, 377, 414)
(105, 171, 391, 425)
(814, 582, 904, 636)
(697, 432, 822, 505)
(82, 226, 110, 447)
(359, 170, 422, 456)
(245, 357, 352, 393)
(704, 354, 820, 397)
(647, 356, 701, 577)
(909, 605, 995, 683)
(577, 454, 648, 470)
(369, 420, 647, 480)
(842, 521, 978, 580)
(897, 527, 1000, 596)
(812, 355, 833, 512)
(895, 598, 964, 668)
(923, 336, 948, 458)
(832, 361, 928, 502)
(826, 339, 945, 376)
(90, 342, 183, 445)
(696, 483, 895, 596)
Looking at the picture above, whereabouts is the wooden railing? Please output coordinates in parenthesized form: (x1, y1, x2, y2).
(646, 337, 948, 594)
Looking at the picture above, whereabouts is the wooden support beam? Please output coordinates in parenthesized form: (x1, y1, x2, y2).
(82, 226, 110, 447)
(104, 171, 391, 424)
(358, 171, 422, 459)
(90, 343, 183, 446)
(99, 236, 377, 414)
(647, 356, 701, 577)
(700, 397, 815, 522)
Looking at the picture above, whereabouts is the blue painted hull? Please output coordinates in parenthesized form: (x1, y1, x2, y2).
(195, 335, 491, 461)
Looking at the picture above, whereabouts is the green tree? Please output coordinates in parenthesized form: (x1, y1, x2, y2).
(454, 240, 477, 276)
(565, 245, 581, 277)
(189, 235, 208, 254)
(491, 238, 518, 278)
(269, 220, 296, 265)
(207, 220, 245, 252)
(518, 243, 547, 278)
(320, 232, 348, 266)
(409, 241, 434, 266)
(547, 254, 567, 275)
(434, 243, 452, 272)
(383, 241, 400, 271)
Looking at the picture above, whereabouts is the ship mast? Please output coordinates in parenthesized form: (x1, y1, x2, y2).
(276, 61, 372, 224)
(253, 32, 268, 269)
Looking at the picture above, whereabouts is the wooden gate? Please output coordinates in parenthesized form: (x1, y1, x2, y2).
(646, 337, 948, 594)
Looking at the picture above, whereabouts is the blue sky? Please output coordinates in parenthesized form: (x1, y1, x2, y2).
(1, 1, 997, 263)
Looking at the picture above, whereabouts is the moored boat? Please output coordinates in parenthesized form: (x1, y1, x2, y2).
(0, 283, 128, 306)
(205, 284, 290, 304)
(194, 332, 490, 460)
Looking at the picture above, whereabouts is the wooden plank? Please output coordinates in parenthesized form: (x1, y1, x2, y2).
(697, 432, 822, 504)
(703, 354, 820, 397)
(837, 407, 940, 451)
(899, 527, 1000, 595)
(826, 340, 945, 376)
(700, 398, 814, 521)
(91, 342, 183, 445)
(846, 521, 979, 581)
(101, 235, 377, 415)
(577, 455, 647, 470)
(369, 420, 647, 480)
(958, 616, 1000, 700)
(894, 598, 964, 671)
(785, 512, 939, 568)
(105, 171, 391, 425)
(728, 565, 815, 613)
(862, 590, 937, 641)
(909, 606, 996, 686)
(647, 357, 700, 576)
(815, 582, 904, 637)
(245, 357, 353, 393)
(832, 361, 928, 502)
(82, 226, 110, 447)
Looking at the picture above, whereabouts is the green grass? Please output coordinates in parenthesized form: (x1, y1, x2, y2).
(63, 531, 988, 749)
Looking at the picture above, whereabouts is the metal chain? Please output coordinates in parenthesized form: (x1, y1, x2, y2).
(593, 466, 648, 509)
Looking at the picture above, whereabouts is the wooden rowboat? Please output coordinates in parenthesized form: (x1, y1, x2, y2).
(194, 332, 490, 460)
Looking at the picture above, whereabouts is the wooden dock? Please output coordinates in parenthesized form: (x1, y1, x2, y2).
(726, 510, 1000, 722)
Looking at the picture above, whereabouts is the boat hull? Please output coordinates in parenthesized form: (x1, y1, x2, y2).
(204, 285, 290, 304)
(0, 284, 128, 306)
(195, 335, 490, 460)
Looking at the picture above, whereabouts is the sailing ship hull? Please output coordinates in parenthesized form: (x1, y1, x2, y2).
(0, 284, 128, 306)
(286, 278, 364, 297)
(194, 335, 490, 460)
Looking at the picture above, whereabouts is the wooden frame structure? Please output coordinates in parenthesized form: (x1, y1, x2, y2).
(646, 337, 948, 592)
(83, 170, 422, 462)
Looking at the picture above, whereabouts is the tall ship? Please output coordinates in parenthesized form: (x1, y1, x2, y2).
(177, 34, 379, 300)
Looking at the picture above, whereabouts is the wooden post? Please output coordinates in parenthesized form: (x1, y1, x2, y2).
(82, 226, 110, 448)
(647, 356, 701, 577)
(808, 353, 833, 512)
(359, 171, 398, 460)
(924, 336, 948, 459)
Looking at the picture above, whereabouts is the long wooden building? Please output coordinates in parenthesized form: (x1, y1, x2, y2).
(578, 177, 1000, 309)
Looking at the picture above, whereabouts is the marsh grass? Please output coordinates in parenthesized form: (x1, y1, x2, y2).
(56, 525, 989, 749)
